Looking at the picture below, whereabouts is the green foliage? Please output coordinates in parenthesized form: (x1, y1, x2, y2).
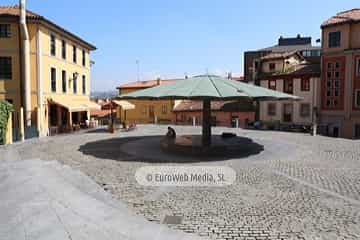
(0, 100, 14, 144)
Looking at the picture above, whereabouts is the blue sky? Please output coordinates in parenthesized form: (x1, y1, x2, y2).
(15, 0, 360, 91)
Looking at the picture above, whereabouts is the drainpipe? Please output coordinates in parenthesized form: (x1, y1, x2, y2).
(36, 25, 43, 136)
(20, 0, 31, 127)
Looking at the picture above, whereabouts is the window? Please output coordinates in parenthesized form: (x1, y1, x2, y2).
(73, 45, 77, 63)
(355, 90, 360, 108)
(50, 34, 56, 56)
(62, 70, 66, 93)
(312, 50, 321, 57)
(61, 40, 66, 59)
(51, 68, 56, 92)
(268, 80, 276, 90)
(162, 105, 167, 114)
(301, 78, 310, 91)
(328, 31, 341, 48)
(0, 57, 12, 79)
(82, 75, 86, 94)
(326, 99, 331, 107)
(302, 50, 311, 57)
(327, 80, 332, 88)
(335, 62, 340, 69)
(324, 61, 342, 109)
(268, 103, 276, 116)
(284, 79, 293, 94)
(0, 24, 11, 38)
(300, 104, 311, 117)
(82, 50, 86, 67)
(269, 63, 276, 71)
(357, 58, 360, 76)
(73, 73, 77, 93)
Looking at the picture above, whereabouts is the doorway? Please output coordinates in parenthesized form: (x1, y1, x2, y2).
(149, 105, 155, 121)
(283, 103, 293, 123)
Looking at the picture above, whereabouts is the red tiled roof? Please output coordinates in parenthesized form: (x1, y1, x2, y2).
(291, 63, 321, 75)
(118, 79, 179, 89)
(231, 76, 244, 81)
(174, 100, 255, 112)
(0, 5, 96, 50)
(173, 101, 228, 112)
(90, 109, 116, 118)
(0, 5, 40, 18)
(259, 63, 320, 79)
(322, 9, 360, 28)
(260, 50, 302, 60)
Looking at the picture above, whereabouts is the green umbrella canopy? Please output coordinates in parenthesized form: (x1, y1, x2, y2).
(118, 75, 301, 101)
(118, 75, 301, 147)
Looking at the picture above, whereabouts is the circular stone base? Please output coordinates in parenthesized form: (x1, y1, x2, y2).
(119, 135, 264, 162)
(161, 135, 252, 156)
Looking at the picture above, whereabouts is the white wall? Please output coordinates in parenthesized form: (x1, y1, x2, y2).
(259, 77, 320, 125)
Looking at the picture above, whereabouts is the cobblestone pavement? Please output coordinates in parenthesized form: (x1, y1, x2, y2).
(1, 125, 360, 240)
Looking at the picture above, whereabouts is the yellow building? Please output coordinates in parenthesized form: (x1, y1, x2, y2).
(117, 79, 179, 124)
(0, 5, 97, 138)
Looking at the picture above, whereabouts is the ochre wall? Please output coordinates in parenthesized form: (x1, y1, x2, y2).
(0, 22, 21, 110)
(117, 87, 175, 124)
(174, 111, 255, 128)
(0, 19, 94, 136)
(322, 24, 350, 52)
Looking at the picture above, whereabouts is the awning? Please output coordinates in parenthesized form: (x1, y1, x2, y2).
(49, 96, 101, 112)
(112, 100, 135, 110)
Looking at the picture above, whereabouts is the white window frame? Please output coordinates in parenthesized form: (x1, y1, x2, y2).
(50, 66, 57, 93)
(62, 70, 67, 93)
(82, 75, 86, 95)
(72, 45, 77, 64)
(61, 39, 66, 60)
(50, 33, 56, 57)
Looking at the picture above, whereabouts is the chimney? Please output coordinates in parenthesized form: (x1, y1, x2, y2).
(156, 77, 161, 85)
(20, 0, 31, 126)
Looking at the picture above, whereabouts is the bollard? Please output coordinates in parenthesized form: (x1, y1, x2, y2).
(19, 107, 25, 141)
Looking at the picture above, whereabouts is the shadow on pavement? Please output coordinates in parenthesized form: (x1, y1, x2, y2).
(78, 135, 264, 163)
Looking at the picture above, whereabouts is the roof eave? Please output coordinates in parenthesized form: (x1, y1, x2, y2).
(321, 19, 359, 29)
(38, 18, 97, 50)
(0, 13, 96, 50)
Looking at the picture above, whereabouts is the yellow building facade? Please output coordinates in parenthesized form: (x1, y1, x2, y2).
(117, 79, 178, 124)
(0, 6, 97, 138)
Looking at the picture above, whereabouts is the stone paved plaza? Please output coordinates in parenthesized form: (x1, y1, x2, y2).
(1, 125, 360, 240)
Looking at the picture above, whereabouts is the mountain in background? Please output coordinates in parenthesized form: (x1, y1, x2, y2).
(90, 90, 118, 99)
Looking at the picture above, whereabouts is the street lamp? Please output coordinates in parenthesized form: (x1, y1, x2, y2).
(69, 72, 79, 86)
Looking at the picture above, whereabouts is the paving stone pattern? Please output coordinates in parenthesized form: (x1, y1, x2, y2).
(1, 125, 360, 240)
